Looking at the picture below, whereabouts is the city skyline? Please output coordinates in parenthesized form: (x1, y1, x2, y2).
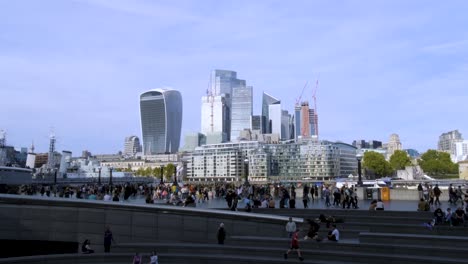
(1, 1, 467, 154)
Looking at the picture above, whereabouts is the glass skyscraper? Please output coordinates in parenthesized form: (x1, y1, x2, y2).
(231, 86, 253, 141)
(209, 70, 246, 141)
(262, 92, 280, 133)
(140, 88, 182, 154)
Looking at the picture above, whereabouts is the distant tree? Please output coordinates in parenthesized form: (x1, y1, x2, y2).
(418, 150, 459, 176)
(152, 167, 160, 178)
(362, 151, 393, 178)
(389, 150, 412, 170)
(135, 167, 145, 176)
(165, 163, 176, 181)
(144, 167, 153, 177)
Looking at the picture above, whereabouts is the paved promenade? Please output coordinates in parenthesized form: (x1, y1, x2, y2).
(30, 193, 461, 212)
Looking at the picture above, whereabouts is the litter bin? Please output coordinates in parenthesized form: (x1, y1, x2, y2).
(380, 187, 390, 201)
(365, 188, 373, 200)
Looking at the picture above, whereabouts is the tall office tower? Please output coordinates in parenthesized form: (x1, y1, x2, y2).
(281, 110, 291, 140)
(438, 130, 463, 155)
(269, 103, 282, 138)
(387, 133, 402, 157)
(262, 92, 280, 133)
(300, 102, 311, 137)
(231, 86, 253, 141)
(210, 70, 246, 141)
(352, 140, 367, 149)
(251, 115, 263, 131)
(294, 105, 301, 139)
(124, 136, 142, 157)
(201, 95, 228, 140)
(309, 108, 318, 136)
(140, 88, 183, 155)
(47, 133, 56, 169)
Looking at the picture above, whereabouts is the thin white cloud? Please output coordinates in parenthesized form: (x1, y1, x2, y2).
(75, 0, 199, 22)
(422, 39, 468, 54)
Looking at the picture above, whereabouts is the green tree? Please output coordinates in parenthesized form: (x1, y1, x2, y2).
(419, 150, 459, 176)
(362, 151, 393, 178)
(389, 150, 412, 170)
(165, 163, 176, 181)
(135, 167, 145, 176)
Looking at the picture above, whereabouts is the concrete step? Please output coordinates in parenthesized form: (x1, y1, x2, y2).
(359, 232, 468, 248)
(0, 252, 361, 264)
(114, 242, 467, 264)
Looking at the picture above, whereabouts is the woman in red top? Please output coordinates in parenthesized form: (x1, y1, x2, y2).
(284, 229, 304, 261)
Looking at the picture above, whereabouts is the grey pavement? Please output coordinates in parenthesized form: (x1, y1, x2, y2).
(31, 193, 462, 212)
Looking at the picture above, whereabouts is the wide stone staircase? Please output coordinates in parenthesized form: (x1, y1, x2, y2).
(1, 208, 467, 264)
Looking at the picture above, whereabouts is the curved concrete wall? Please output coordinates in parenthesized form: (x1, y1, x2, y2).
(0, 195, 298, 253)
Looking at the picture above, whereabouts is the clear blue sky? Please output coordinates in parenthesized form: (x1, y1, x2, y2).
(1, 0, 467, 155)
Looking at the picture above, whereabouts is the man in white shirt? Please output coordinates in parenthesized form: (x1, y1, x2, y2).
(103, 192, 111, 201)
(285, 217, 296, 238)
(327, 224, 340, 241)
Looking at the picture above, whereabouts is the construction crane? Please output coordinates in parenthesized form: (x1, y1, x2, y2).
(295, 81, 309, 106)
(206, 80, 215, 133)
(312, 79, 319, 139)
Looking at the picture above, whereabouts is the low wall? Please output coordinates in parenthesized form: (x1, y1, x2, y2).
(0, 194, 297, 254)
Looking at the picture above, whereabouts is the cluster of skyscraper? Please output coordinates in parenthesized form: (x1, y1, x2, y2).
(198, 69, 319, 146)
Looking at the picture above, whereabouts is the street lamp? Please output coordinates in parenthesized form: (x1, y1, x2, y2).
(356, 153, 363, 186)
(244, 158, 250, 186)
(160, 166, 164, 184)
(109, 166, 113, 186)
(173, 164, 178, 185)
(53, 168, 58, 185)
(97, 166, 102, 185)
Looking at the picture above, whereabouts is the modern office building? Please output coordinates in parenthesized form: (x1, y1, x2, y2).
(140, 88, 182, 155)
(262, 92, 280, 133)
(454, 140, 468, 162)
(352, 139, 383, 149)
(123, 136, 142, 157)
(309, 108, 318, 136)
(281, 110, 291, 140)
(181, 133, 207, 152)
(201, 95, 228, 138)
(294, 105, 301, 139)
(438, 130, 463, 156)
(231, 86, 253, 141)
(251, 115, 263, 131)
(209, 70, 246, 141)
(300, 102, 311, 137)
(268, 103, 282, 138)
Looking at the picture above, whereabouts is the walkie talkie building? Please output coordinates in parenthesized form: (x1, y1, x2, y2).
(140, 88, 182, 154)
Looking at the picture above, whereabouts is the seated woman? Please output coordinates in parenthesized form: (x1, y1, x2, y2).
(81, 239, 94, 254)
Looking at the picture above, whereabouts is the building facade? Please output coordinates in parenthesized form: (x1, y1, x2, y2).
(187, 140, 357, 183)
(231, 86, 253, 141)
(140, 88, 183, 154)
(124, 136, 142, 157)
(387, 133, 402, 158)
(262, 92, 280, 133)
(438, 130, 463, 156)
(201, 95, 228, 138)
(210, 69, 246, 141)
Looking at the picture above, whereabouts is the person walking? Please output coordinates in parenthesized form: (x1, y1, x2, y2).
(217, 223, 226, 244)
(284, 229, 304, 261)
(132, 253, 142, 264)
(149, 251, 158, 264)
(104, 226, 115, 253)
(285, 217, 296, 238)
